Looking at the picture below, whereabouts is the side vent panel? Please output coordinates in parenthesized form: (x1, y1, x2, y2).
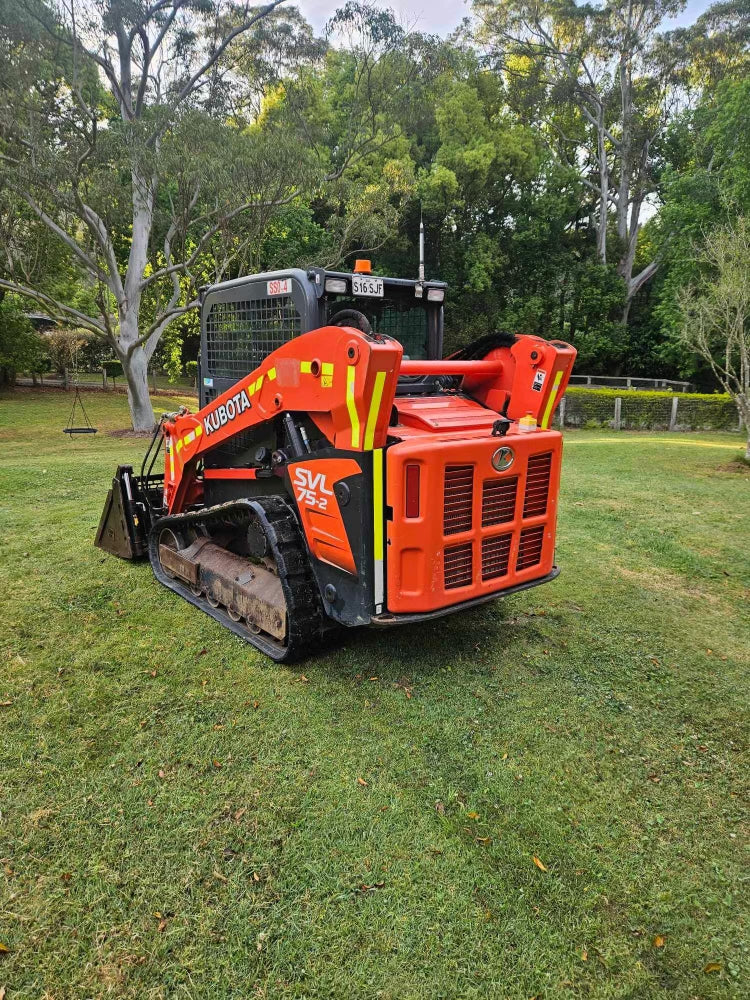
(443, 465, 474, 535)
(523, 452, 552, 518)
(481, 534, 512, 581)
(516, 525, 545, 570)
(482, 477, 518, 527)
(444, 542, 473, 589)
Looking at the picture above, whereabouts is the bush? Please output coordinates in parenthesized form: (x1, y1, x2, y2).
(185, 360, 198, 386)
(103, 359, 124, 384)
(0, 300, 49, 384)
(557, 387, 741, 432)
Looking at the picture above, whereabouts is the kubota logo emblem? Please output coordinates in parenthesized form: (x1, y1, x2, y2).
(293, 466, 334, 511)
(491, 446, 515, 472)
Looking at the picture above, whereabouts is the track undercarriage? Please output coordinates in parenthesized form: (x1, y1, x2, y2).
(149, 497, 326, 661)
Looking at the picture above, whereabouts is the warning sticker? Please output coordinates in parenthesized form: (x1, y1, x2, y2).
(532, 369, 547, 392)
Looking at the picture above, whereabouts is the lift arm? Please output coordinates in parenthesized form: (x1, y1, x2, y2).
(163, 325, 403, 513)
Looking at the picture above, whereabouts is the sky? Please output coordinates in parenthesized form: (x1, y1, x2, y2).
(297, 0, 716, 38)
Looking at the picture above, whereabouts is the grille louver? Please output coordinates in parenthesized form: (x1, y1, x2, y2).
(516, 525, 545, 570)
(481, 534, 512, 580)
(443, 465, 474, 535)
(444, 542, 473, 589)
(523, 452, 552, 518)
(482, 477, 518, 527)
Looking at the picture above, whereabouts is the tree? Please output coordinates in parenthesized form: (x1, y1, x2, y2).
(474, 0, 690, 323)
(678, 217, 750, 458)
(0, 0, 328, 428)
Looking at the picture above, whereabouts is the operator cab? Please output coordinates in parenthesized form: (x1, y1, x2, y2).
(198, 263, 447, 409)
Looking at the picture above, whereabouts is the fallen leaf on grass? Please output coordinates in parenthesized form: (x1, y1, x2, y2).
(532, 856, 548, 872)
(0, 984, 6, 999)
(0, 701, 12, 708)
(3, 866, 13, 878)
(653, 935, 666, 948)
(158, 770, 166, 779)
(212, 760, 222, 769)
(581, 949, 588, 961)
(476, 836, 491, 844)
(157, 918, 167, 933)
(0, 943, 9, 953)
(703, 962, 721, 974)
(466, 811, 480, 820)
(233, 807, 247, 821)
(213, 870, 228, 883)
(358, 881, 385, 893)
(435, 801, 445, 815)
(61, 872, 72, 883)
(297, 674, 309, 683)
(356, 777, 368, 787)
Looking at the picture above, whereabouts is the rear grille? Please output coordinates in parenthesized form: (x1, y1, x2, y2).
(482, 476, 517, 527)
(443, 465, 474, 535)
(516, 525, 545, 570)
(523, 452, 552, 518)
(444, 542, 473, 589)
(481, 534, 512, 580)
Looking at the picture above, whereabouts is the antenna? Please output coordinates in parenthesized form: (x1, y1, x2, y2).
(418, 209, 425, 283)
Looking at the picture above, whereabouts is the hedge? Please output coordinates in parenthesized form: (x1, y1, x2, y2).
(557, 386, 742, 433)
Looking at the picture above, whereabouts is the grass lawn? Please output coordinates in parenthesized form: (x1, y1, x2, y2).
(1, 389, 748, 999)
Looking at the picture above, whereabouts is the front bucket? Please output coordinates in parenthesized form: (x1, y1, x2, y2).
(95, 465, 148, 559)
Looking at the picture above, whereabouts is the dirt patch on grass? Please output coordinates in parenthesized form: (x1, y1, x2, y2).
(716, 458, 750, 474)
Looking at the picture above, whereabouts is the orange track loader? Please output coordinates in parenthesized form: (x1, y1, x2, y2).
(96, 264, 575, 660)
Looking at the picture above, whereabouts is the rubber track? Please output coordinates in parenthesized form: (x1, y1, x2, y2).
(148, 496, 326, 662)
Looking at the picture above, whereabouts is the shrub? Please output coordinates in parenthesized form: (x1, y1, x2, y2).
(557, 387, 741, 432)
(103, 359, 124, 384)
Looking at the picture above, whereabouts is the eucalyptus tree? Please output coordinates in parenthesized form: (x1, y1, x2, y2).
(0, 1, 410, 430)
(473, 0, 689, 323)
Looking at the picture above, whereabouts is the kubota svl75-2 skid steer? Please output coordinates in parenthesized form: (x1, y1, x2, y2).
(96, 262, 576, 660)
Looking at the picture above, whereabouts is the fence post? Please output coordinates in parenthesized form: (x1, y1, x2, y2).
(669, 395, 679, 432)
(613, 396, 622, 431)
(558, 397, 566, 428)
(586, 375, 592, 386)
(102, 366, 108, 391)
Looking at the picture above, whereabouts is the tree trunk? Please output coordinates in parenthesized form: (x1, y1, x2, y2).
(122, 343, 156, 432)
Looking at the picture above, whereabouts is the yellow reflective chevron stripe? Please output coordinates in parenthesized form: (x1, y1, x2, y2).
(373, 448, 384, 611)
(346, 365, 360, 448)
(267, 367, 276, 381)
(541, 370, 564, 429)
(363, 370, 387, 450)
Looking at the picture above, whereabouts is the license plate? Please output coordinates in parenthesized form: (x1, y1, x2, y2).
(352, 274, 383, 298)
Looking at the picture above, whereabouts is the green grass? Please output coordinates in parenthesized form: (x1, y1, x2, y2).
(1, 390, 748, 999)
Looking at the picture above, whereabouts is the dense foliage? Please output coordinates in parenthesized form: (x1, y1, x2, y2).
(0, 0, 748, 415)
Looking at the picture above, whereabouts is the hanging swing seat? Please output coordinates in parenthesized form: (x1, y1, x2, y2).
(64, 386, 98, 435)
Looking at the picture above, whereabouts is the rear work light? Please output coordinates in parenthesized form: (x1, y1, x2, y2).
(325, 278, 348, 293)
(405, 464, 421, 518)
(426, 288, 445, 302)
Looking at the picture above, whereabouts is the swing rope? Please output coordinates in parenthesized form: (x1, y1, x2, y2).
(63, 340, 98, 435)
